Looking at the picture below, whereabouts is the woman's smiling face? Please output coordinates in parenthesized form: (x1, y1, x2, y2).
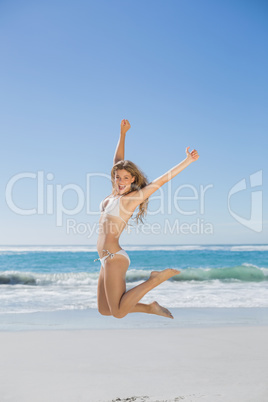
(114, 169, 135, 194)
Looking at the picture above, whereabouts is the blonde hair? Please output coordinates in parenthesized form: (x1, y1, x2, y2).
(111, 160, 149, 224)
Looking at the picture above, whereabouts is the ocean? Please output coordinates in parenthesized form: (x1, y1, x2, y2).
(0, 245, 267, 319)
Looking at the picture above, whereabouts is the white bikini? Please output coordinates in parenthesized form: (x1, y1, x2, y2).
(99, 195, 128, 227)
(94, 195, 131, 266)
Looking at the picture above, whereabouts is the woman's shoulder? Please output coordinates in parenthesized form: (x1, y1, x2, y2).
(121, 190, 142, 211)
(122, 190, 140, 200)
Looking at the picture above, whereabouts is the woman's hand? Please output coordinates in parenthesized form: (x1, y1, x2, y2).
(186, 146, 199, 162)
(121, 119, 131, 135)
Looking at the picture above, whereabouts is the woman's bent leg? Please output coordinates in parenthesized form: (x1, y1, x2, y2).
(104, 256, 180, 319)
(129, 301, 174, 319)
(98, 264, 173, 317)
(97, 265, 112, 315)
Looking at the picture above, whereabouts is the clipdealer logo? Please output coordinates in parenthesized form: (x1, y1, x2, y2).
(227, 170, 263, 232)
(5, 171, 214, 237)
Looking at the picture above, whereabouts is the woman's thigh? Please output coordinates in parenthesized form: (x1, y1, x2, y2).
(103, 255, 129, 316)
(97, 265, 111, 315)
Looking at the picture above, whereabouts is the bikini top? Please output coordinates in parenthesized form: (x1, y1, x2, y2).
(99, 195, 128, 227)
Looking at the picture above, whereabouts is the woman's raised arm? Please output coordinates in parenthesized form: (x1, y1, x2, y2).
(128, 147, 199, 208)
(113, 119, 131, 165)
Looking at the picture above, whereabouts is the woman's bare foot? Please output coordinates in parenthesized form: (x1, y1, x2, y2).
(150, 301, 174, 319)
(149, 268, 180, 285)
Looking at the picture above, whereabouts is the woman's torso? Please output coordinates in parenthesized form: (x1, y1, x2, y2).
(97, 193, 134, 254)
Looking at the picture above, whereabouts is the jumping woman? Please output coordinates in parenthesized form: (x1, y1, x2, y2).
(96, 119, 199, 319)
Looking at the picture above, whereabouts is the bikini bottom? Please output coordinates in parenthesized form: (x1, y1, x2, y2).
(94, 249, 130, 266)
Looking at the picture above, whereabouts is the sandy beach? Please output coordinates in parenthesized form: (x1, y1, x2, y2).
(1, 325, 267, 402)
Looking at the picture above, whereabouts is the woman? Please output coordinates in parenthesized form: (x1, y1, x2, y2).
(96, 119, 199, 319)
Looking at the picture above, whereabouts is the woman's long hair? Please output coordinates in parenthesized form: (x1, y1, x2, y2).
(111, 160, 149, 224)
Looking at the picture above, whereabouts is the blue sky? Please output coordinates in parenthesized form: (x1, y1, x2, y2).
(0, 0, 267, 245)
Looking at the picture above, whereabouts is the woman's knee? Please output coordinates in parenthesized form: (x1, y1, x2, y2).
(97, 304, 125, 318)
(100, 311, 112, 316)
(98, 306, 112, 316)
(98, 310, 112, 315)
(110, 308, 127, 319)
